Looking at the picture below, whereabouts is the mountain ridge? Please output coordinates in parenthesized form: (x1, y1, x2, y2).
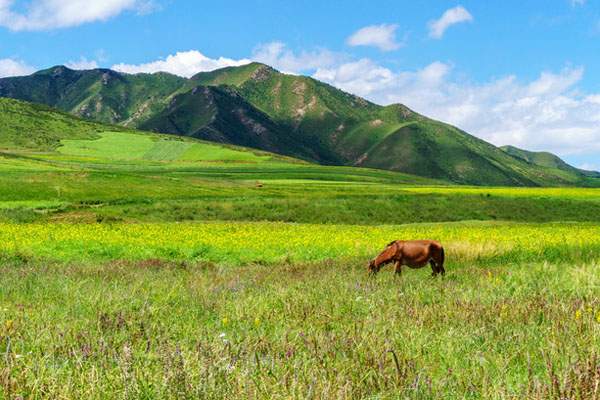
(500, 145, 600, 177)
(1, 63, 598, 187)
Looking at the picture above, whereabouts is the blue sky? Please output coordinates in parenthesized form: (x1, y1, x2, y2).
(1, 0, 599, 169)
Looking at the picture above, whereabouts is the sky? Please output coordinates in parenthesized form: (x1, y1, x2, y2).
(1, 0, 600, 170)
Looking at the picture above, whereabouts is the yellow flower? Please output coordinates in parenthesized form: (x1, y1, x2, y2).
(587, 307, 592, 313)
(575, 310, 582, 320)
(255, 317, 260, 325)
(501, 305, 508, 310)
(6, 320, 12, 329)
(596, 312, 600, 323)
(222, 317, 228, 325)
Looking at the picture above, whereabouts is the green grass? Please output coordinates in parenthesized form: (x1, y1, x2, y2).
(141, 140, 196, 160)
(2, 238, 600, 398)
(2, 149, 600, 225)
(179, 143, 271, 162)
(57, 131, 276, 163)
(58, 132, 156, 159)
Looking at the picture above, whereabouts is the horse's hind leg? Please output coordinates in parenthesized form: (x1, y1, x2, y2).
(436, 257, 446, 277)
(429, 259, 439, 277)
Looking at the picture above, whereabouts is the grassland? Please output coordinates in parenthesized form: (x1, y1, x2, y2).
(2, 223, 600, 398)
(2, 117, 600, 398)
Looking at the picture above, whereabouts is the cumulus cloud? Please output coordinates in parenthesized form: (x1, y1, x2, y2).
(66, 57, 99, 70)
(0, 0, 156, 31)
(346, 23, 403, 51)
(251, 42, 341, 74)
(428, 5, 473, 39)
(314, 61, 600, 156)
(111, 43, 339, 78)
(112, 50, 251, 78)
(0, 58, 36, 77)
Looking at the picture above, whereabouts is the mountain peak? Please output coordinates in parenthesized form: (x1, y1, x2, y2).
(34, 65, 75, 77)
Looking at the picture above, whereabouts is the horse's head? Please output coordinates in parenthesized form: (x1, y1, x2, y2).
(367, 259, 377, 276)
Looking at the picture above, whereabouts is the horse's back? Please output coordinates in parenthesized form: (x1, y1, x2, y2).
(398, 239, 441, 250)
(398, 239, 443, 261)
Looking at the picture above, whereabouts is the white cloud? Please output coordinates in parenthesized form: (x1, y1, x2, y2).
(251, 42, 341, 74)
(578, 163, 598, 171)
(571, 0, 585, 6)
(0, 0, 156, 31)
(314, 60, 600, 156)
(428, 5, 473, 39)
(112, 50, 251, 78)
(0, 58, 36, 77)
(346, 23, 403, 51)
(66, 57, 99, 70)
(111, 44, 339, 79)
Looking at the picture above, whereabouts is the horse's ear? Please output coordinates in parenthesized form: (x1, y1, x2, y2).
(386, 240, 396, 247)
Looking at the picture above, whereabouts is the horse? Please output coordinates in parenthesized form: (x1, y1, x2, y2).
(367, 239, 445, 278)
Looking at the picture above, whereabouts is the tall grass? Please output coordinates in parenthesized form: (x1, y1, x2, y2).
(1, 252, 599, 399)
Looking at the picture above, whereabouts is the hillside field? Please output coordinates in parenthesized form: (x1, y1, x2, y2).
(1, 128, 600, 399)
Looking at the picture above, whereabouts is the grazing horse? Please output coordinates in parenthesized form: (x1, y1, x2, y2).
(367, 239, 445, 277)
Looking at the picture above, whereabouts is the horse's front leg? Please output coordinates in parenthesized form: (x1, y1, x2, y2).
(394, 261, 402, 277)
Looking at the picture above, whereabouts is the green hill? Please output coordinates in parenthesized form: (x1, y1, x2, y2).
(0, 97, 298, 164)
(0, 96, 116, 150)
(1, 64, 599, 187)
(500, 145, 600, 178)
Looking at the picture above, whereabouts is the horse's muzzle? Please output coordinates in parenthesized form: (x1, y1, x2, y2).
(367, 260, 376, 276)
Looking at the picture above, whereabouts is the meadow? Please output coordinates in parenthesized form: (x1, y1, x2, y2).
(1, 132, 600, 399)
(2, 221, 600, 399)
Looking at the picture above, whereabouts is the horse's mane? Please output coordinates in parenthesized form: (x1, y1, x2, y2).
(386, 240, 397, 247)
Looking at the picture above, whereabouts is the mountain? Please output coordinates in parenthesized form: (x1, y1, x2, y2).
(138, 85, 320, 161)
(0, 66, 186, 125)
(1, 63, 598, 187)
(500, 145, 600, 178)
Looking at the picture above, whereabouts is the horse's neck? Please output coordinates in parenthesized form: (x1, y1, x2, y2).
(378, 243, 398, 264)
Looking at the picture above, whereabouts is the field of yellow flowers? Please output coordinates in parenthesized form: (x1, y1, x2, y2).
(1, 221, 599, 265)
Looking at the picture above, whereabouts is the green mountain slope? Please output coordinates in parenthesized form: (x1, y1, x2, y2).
(139, 85, 321, 162)
(500, 145, 600, 178)
(0, 97, 301, 165)
(1, 64, 598, 186)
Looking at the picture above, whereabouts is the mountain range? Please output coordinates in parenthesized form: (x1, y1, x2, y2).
(0, 63, 597, 186)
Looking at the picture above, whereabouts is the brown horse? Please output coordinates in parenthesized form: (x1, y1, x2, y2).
(367, 239, 445, 277)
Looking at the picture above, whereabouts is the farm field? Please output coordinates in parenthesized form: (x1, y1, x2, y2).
(1, 130, 600, 398)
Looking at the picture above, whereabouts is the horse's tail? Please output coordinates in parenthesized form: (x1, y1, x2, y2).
(440, 245, 445, 266)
